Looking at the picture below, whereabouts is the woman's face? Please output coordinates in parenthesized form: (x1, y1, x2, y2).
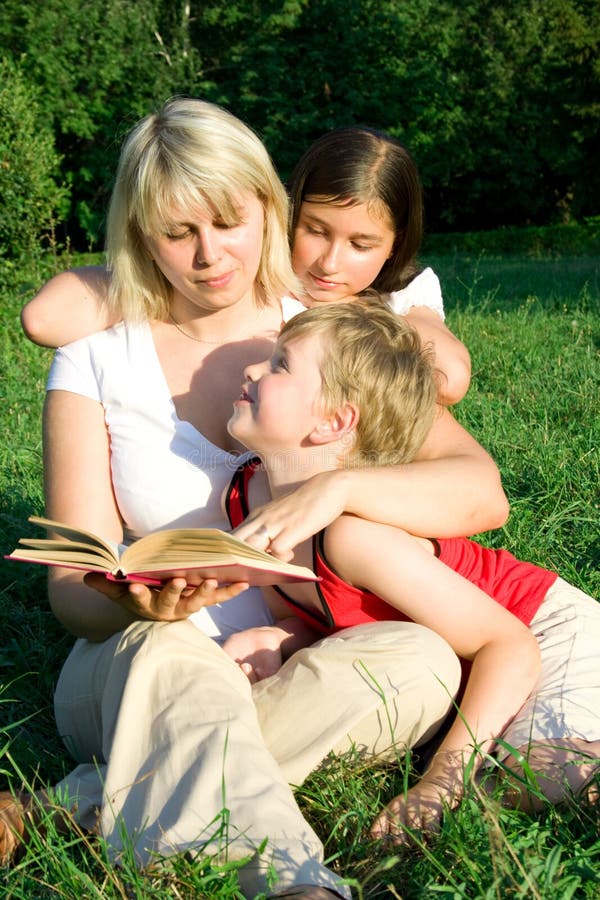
(291, 199, 395, 306)
(145, 192, 265, 313)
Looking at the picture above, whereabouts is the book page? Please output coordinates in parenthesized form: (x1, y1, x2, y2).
(120, 528, 286, 573)
(27, 517, 120, 561)
(12, 538, 118, 568)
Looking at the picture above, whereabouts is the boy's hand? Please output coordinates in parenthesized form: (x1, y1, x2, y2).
(222, 626, 285, 683)
(84, 572, 249, 622)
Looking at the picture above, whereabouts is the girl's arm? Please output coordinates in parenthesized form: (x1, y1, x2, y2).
(404, 305, 471, 405)
(233, 407, 509, 560)
(44, 390, 247, 641)
(21, 266, 115, 347)
(324, 515, 541, 838)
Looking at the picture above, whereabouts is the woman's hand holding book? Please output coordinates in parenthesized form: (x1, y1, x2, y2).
(83, 572, 250, 622)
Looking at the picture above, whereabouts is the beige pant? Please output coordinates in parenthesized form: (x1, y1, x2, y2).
(496, 578, 600, 753)
(53, 619, 460, 897)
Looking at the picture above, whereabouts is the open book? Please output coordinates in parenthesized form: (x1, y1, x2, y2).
(6, 516, 319, 587)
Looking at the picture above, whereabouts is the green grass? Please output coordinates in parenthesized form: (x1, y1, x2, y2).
(1, 235, 599, 897)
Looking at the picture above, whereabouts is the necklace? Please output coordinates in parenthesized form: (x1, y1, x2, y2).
(167, 311, 231, 345)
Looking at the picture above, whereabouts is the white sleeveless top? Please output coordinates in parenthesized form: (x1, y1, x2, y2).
(46, 296, 306, 641)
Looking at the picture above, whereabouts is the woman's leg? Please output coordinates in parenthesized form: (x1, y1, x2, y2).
(52, 620, 351, 897)
(253, 621, 461, 786)
(0, 628, 126, 864)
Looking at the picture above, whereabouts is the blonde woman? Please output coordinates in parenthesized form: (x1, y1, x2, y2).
(4, 98, 507, 897)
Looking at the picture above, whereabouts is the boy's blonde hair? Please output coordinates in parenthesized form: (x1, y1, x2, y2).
(106, 97, 300, 321)
(278, 299, 438, 467)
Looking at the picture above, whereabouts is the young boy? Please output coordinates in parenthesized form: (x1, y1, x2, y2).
(224, 299, 600, 841)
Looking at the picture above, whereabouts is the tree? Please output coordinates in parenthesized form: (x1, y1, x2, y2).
(0, 0, 208, 245)
(0, 58, 67, 260)
(1, 0, 598, 242)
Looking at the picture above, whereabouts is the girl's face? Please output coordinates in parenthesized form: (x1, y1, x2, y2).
(291, 199, 396, 306)
(145, 192, 265, 314)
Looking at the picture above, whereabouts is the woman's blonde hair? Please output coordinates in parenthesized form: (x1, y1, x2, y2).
(106, 97, 300, 321)
(278, 299, 439, 467)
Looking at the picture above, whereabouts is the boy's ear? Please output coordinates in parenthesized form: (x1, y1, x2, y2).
(309, 402, 359, 445)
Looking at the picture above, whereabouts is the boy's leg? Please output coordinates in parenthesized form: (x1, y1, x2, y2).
(51, 620, 351, 898)
(493, 579, 600, 809)
(253, 621, 461, 786)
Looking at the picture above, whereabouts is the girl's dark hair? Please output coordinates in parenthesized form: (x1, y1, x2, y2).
(288, 127, 423, 292)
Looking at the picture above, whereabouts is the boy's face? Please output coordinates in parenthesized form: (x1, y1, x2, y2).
(228, 334, 326, 456)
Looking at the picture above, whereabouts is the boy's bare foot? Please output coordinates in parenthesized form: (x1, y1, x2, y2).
(0, 792, 29, 865)
(0, 789, 74, 866)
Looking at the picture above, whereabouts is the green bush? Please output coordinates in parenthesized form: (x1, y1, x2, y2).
(423, 217, 600, 258)
(0, 58, 68, 261)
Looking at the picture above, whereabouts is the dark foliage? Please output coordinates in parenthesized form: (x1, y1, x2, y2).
(0, 0, 598, 251)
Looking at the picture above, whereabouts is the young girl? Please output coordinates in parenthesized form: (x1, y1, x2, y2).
(224, 300, 600, 840)
(287, 126, 470, 403)
(22, 127, 468, 405)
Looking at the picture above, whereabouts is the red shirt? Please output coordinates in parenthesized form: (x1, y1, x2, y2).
(226, 460, 557, 635)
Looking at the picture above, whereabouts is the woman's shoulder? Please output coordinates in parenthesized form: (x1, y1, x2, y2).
(48, 320, 150, 393)
(55, 319, 139, 355)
